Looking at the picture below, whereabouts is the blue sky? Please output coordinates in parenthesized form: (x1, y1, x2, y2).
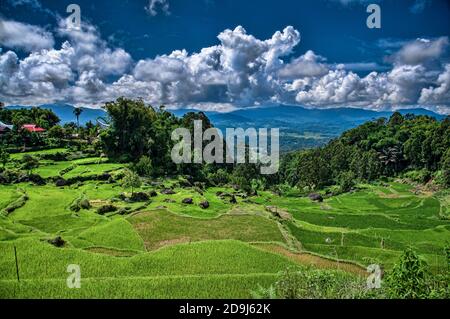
(1, 0, 449, 113)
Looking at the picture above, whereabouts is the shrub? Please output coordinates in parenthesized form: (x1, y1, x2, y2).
(404, 169, 432, 184)
(21, 155, 39, 173)
(70, 196, 91, 212)
(133, 156, 153, 177)
(385, 248, 429, 299)
(337, 171, 356, 193)
(207, 169, 230, 186)
(122, 169, 142, 194)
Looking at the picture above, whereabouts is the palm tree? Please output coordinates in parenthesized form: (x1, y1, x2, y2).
(379, 146, 402, 174)
(73, 107, 83, 128)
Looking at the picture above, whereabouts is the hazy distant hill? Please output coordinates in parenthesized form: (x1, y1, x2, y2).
(8, 104, 445, 151)
(172, 105, 445, 151)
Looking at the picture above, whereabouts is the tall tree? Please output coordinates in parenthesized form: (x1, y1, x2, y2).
(73, 107, 83, 128)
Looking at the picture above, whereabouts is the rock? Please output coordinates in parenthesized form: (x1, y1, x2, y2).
(130, 192, 150, 202)
(161, 188, 176, 195)
(55, 178, 67, 187)
(96, 204, 117, 215)
(149, 190, 158, 197)
(48, 236, 65, 248)
(199, 201, 209, 209)
(182, 198, 193, 205)
(308, 193, 323, 202)
(79, 199, 91, 209)
(156, 205, 167, 209)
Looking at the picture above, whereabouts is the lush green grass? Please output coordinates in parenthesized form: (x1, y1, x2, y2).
(0, 274, 279, 299)
(9, 148, 68, 160)
(128, 209, 285, 250)
(0, 239, 300, 298)
(76, 218, 146, 251)
(1, 148, 448, 298)
(63, 163, 124, 179)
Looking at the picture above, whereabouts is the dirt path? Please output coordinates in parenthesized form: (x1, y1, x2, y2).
(253, 243, 367, 277)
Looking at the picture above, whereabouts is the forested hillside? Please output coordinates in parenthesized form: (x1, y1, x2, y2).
(279, 112, 450, 191)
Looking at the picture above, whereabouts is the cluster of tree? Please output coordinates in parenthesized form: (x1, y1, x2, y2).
(0, 104, 101, 150)
(278, 113, 450, 190)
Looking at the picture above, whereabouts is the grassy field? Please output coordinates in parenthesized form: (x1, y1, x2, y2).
(0, 153, 449, 298)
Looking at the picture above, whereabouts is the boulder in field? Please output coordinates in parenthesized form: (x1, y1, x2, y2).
(55, 178, 67, 187)
(149, 190, 158, 197)
(79, 198, 91, 209)
(199, 201, 209, 209)
(161, 188, 176, 195)
(130, 192, 150, 202)
(48, 236, 65, 248)
(96, 204, 117, 215)
(308, 193, 323, 202)
(182, 198, 193, 205)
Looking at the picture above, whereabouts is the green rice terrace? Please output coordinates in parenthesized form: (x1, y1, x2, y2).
(0, 147, 449, 298)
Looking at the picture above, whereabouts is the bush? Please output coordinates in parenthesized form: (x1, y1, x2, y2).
(70, 196, 91, 212)
(21, 155, 39, 173)
(385, 248, 429, 299)
(404, 169, 432, 184)
(207, 169, 230, 186)
(337, 171, 356, 193)
(441, 149, 450, 187)
(133, 156, 153, 177)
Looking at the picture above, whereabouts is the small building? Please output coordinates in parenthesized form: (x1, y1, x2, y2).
(22, 124, 46, 133)
(0, 121, 13, 135)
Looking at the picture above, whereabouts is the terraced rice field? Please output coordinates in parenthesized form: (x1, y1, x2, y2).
(0, 155, 448, 298)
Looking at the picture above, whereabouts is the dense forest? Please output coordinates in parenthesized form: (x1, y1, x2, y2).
(280, 112, 450, 192)
(1, 98, 449, 193)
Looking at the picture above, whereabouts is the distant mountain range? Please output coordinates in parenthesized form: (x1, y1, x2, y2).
(7, 104, 446, 151)
(172, 105, 446, 151)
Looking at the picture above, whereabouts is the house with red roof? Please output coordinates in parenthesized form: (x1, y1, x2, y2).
(22, 124, 46, 133)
